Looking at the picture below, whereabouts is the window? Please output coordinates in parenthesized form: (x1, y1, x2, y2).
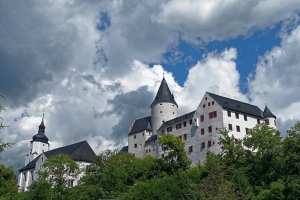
(201, 128, 205, 135)
(208, 102, 211, 106)
(236, 125, 240, 132)
(205, 97, 208, 100)
(160, 111, 163, 113)
(244, 114, 248, 121)
(203, 104, 206, 108)
(208, 126, 212, 133)
(246, 128, 250, 134)
(200, 115, 204, 122)
(265, 119, 270, 125)
(162, 129, 165, 134)
(235, 112, 239, 119)
(167, 127, 172, 132)
(227, 110, 231, 117)
(228, 124, 233, 130)
(179, 135, 182, 141)
(134, 134, 136, 139)
(212, 101, 215, 105)
(134, 144, 137, 148)
(208, 140, 212, 147)
(183, 121, 187, 127)
(189, 119, 193, 125)
(209, 111, 217, 119)
(176, 123, 182, 129)
(201, 142, 205, 150)
(183, 134, 187, 140)
(188, 146, 193, 153)
(257, 119, 261, 124)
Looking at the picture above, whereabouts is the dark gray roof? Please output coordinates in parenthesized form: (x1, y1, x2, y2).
(145, 135, 158, 145)
(129, 116, 152, 135)
(151, 78, 178, 107)
(19, 141, 96, 172)
(120, 146, 128, 153)
(263, 106, 276, 118)
(19, 155, 40, 172)
(32, 118, 49, 144)
(207, 92, 264, 118)
(159, 111, 196, 130)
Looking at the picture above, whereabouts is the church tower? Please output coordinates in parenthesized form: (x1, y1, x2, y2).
(25, 114, 49, 165)
(151, 77, 178, 135)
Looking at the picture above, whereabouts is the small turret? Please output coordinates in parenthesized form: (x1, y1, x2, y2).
(151, 77, 178, 134)
(263, 106, 277, 128)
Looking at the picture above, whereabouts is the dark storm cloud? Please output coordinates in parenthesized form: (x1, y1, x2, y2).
(102, 86, 153, 142)
(0, 1, 89, 106)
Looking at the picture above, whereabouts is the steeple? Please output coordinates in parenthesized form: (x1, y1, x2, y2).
(32, 114, 49, 144)
(151, 77, 178, 108)
(263, 106, 276, 119)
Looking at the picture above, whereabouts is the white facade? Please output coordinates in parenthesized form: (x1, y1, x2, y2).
(128, 84, 277, 165)
(18, 154, 91, 192)
(128, 129, 152, 158)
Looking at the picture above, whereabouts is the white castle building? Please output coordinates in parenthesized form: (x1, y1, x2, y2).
(18, 116, 96, 192)
(128, 78, 277, 164)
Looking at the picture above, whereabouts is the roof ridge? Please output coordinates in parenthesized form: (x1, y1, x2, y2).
(207, 92, 261, 109)
(44, 140, 87, 154)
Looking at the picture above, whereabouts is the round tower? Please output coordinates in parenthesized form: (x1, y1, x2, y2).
(151, 77, 178, 135)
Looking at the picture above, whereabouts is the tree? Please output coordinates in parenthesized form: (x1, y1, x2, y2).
(158, 134, 191, 175)
(38, 154, 79, 199)
(0, 164, 18, 199)
(80, 151, 157, 199)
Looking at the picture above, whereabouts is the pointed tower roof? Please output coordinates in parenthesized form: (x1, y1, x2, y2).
(151, 77, 178, 107)
(263, 106, 276, 119)
(32, 114, 49, 144)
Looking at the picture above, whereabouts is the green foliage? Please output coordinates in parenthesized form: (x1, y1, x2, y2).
(5, 122, 300, 200)
(0, 164, 18, 199)
(37, 154, 80, 199)
(158, 134, 191, 174)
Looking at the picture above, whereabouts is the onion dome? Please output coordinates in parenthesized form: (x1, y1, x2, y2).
(32, 114, 49, 144)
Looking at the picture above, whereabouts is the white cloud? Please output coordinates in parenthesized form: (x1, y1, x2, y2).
(157, 0, 300, 41)
(249, 25, 300, 123)
(179, 48, 246, 111)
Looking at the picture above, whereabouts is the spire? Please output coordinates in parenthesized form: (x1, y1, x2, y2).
(32, 114, 49, 143)
(263, 106, 276, 119)
(151, 77, 178, 107)
(38, 113, 45, 134)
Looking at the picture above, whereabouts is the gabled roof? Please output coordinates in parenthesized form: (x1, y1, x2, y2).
(19, 141, 96, 172)
(207, 92, 264, 118)
(151, 78, 178, 107)
(159, 111, 196, 130)
(263, 106, 276, 118)
(19, 155, 41, 172)
(44, 141, 96, 163)
(145, 135, 158, 145)
(129, 116, 152, 135)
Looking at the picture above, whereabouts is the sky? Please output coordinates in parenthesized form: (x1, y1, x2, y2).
(1, 0, 300, 170)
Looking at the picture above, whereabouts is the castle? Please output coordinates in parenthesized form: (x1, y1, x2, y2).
(17, 116, 96, 192)
(127, 77, 277, 164)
